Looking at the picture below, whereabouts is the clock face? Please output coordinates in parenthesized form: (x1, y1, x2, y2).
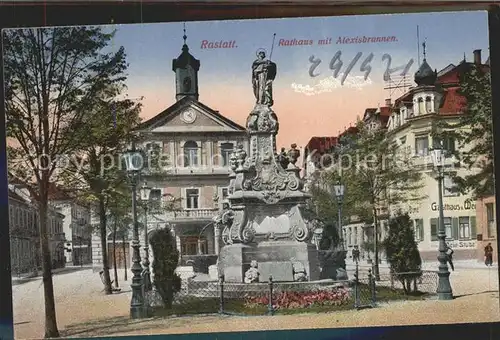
(181, 109, 197, 124)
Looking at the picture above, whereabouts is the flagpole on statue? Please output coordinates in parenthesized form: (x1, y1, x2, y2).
(269, 33, 276, 61)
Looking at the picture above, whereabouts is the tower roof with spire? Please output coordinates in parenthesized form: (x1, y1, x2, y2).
(172, 24, 200, 72)
(414, 41, 437, 86)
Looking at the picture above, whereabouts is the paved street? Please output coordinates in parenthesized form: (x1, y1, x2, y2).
(12, 264, 500, 339)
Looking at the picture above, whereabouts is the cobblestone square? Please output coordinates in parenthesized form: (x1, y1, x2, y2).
(12, 263, 500, 339)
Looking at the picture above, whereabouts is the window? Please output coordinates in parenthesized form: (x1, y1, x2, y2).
(418, 97, 425, 115)
(432, 136, 455, 155)
(353, 227, 358, 245)
(183, 141, 199, 167)
(425, 96, 432, 113)
(222, 188, 229, 200)
(415, 136, 429, 156)
(443, 175, 459, 197)
(414, 219, 424, 241)
(220, 143, 234, 167)
(186, 188, 199, 209)
(486, 203, 496, 238)
(459, 216, 471, 240)
(443, 217, 452, 239)
(149, 189, 162, 210)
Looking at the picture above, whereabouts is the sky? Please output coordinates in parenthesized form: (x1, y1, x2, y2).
(48, 11, 496, 150)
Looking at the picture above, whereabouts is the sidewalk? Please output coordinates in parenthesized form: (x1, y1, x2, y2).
(345, 259, 498, 271)
(11, 265, 92, 286)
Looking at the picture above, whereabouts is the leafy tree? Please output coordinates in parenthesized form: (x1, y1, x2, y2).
(432, 64, 493, 198)
(149, 227, 182, 308)
(61, 93, 141, 294)
(4, 27, 128, 338)
(340, 121, 424, 279)
(383, 212, 422, 294)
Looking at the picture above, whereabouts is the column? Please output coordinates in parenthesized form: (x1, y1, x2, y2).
(207, 140, 213, 171)
(430, 95, 435, 113)
(214, 225, 220, 255)
(169, 141, 176, 169)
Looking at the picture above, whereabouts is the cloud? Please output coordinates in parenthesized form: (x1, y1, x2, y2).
(291, 74, 374, 96)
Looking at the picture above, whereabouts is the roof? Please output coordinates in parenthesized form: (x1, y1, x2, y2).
(136, 96, 246, 132)
(340, 126, 359, 136)
(439, 87, 466, 115)
(363, 106, 391, 127)
(393, 59, 490, 115)
(304, 136, 338, 154)
(172, 44, 200, 72)
(437, 61, 490, 85)
(414, 59, 437, 86)
(362, 108, 377, 120)
(8, 186, 27, 203)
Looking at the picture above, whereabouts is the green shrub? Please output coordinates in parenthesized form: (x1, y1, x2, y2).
(149, 227, 182, 307)
(383, 212, 423, 294)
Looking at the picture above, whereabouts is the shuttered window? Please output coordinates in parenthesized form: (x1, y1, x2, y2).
(430, 218, 438, 241)
(414, 219, 424, 241)
(470, 216, 477, 240)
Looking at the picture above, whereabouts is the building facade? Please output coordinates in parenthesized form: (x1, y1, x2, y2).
(50, 184, 92, 266)
(8, 182, 66, 274)
(475, 195, 497, 262)
(303, 49, 490, 262)
(9, 185, 39, 276)
(135, 35, 248, 262)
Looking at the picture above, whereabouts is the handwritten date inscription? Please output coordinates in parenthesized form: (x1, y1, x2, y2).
(309, 51, 414, 85)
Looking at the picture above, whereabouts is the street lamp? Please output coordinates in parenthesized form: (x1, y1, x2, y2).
(333, 180, 345, 252)
(139, 182, 152, 292)
(431, 143, 454, 300)
(123, 142, 147, 318)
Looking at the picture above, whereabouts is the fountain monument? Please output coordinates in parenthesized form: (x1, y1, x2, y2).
(213, 49, 325, 283)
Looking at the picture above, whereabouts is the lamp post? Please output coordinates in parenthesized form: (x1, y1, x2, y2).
(124, 142, 146, 318)
(333, 180, 345, 253)
(431, 144, 454, 300)
(139, 182, 152, 292)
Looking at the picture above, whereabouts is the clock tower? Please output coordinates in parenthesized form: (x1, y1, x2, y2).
(172, 25, 200, 102)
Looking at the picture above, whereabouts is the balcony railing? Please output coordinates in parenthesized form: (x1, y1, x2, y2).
(163, 208, 218, 221)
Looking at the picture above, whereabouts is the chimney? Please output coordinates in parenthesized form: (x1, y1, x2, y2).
(385, 98, 392, 107)
(473, 49, 482, 65)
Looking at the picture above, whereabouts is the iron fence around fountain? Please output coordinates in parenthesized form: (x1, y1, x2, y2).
(150, 270, 438, 317)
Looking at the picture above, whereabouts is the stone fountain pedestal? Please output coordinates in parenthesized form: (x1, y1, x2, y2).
(214, 104, 325, 283)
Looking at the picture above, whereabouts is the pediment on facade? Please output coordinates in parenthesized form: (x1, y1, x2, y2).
(136, 97, 245, 134)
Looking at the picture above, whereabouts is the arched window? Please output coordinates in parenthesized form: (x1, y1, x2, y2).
(183, 141, 199, 167)
(418, 97, 425, 115)
(220, 142, 234, 166)
(425, 96, 432, 113)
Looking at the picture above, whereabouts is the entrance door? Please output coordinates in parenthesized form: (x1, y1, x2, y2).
(107, 242, 130, 269)
(180, 236, 207, 255)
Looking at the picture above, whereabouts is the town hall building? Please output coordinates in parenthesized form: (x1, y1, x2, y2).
(133, 31, 248, 265)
